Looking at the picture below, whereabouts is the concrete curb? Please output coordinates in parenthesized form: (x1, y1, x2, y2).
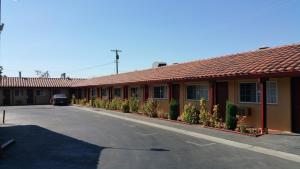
(74, 106, 300, 164)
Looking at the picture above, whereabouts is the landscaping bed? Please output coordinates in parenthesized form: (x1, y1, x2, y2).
(72, 96, 262, 137)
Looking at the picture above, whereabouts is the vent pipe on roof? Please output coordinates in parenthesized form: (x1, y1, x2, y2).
(152, 62, 167, 68)
(19, 71, 22, 78)
(259, 46, 270, 50)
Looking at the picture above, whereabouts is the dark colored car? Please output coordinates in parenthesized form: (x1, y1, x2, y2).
(51, 94, 69, 105)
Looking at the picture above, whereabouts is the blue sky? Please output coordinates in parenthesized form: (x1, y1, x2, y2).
(0, 0, 299, 78)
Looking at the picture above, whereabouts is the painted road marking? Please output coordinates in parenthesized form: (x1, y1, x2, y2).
(185, 141, 216, 147)
(136, 132, 158, 136)
(74, 106, 300, 164)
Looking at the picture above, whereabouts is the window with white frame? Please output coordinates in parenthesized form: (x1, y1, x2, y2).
(153, 86, 167, 99)
(239, 81, 278, 104)
(131, 87, 140, 98)
(114, 88, 121, 97)
(266, 81, 277, 104)
(101, 88, 107, 96)
(186, 85, 208, 100)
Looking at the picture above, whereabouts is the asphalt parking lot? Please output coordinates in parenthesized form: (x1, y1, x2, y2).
(0, 105, 299, 169)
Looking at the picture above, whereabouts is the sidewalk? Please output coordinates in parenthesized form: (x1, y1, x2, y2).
(73, 106, 300, 157)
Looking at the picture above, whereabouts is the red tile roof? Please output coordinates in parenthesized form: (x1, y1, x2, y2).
(73, 43, 300, 87)
(0, 77, 84, 88)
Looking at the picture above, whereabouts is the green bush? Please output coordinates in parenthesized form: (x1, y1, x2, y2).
(94, 98, 101, 108)
(121, 100, 130, 113)
(225, 101, 237, 130)
(199, 98, 209, 126)
(143, 99, 158, 117)
(129, 97, 139, 112)
(108, 98, 123, 110)
(183, 103, 199, 124)
(169, 99, 179, 120)
(71, 94, 76, 104)
(79, 99, 88, 106)
(91, 97, 96, 107)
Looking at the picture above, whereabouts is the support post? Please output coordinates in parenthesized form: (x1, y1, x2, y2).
(168, 83, 173, 102)
(3, 110, 5, 124)
(143, 85, 149, 102)
(209, 80, 216, 112)
(259, 77, 268, 134)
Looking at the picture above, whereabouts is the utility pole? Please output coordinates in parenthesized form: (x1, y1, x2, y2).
(0, 0, 4, 33)
(110, 49, 122, 74)
(0, 0, 4, 78)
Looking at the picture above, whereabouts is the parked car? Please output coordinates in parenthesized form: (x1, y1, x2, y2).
(51, 94, 69, 105)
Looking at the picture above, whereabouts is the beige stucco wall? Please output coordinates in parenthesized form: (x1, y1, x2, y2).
(181, 81, 211, 115)
(228, 78, 292, 131)
(148, 84, 169, 114)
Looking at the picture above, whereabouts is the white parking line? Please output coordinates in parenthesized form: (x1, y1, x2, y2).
(185, 141, 216, 147)
(136, 132, 158, 136)
(74, 106, 300, 164)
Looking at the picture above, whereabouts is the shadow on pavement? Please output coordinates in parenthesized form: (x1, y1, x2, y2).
(0, 125, 170, 169)
(0, 125, 101, 169)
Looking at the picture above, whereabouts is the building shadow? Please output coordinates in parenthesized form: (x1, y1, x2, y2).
(0, 125, 170, 169)
(0, 125, 102, 169)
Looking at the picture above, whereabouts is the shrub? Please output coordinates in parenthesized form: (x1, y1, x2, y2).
(94, 98, 101, 108)
(199, 98, 210, 126)
(225, 101, 237, 130)
(79, 99, 88, 106)
(91, 97, 96, 107)
(210, 105, 222, 128)
(143, 99, 158, 117)
(129, 97, 139, 112)
(183, 103, 199, 124)
(236, 115, 247, 133)
(71, 94, 76, 104)
(121, 100, 130, 113)
(169, 99, 179, 120)
(109, 98, 118, 110)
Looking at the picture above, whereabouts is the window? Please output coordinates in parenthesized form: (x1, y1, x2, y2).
(239, 81, 278, 104)
(114, 88, 121, 97)
(153, 86, 167, 99)
(91, 88, 96, 97)
(131, 87, 140, 98)
(240, 83, 257, 103)
(36, 90, 44, 96)
(267, 81, 277, 104)
(15, 89, 23, 96)
(101, 88, 107, 96)
(186, 85, 208, 100)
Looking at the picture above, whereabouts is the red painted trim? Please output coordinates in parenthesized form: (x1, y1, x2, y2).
(208, 80, 216, 112)
(168, 83, 173, 102)
(143, 85, 149, 101)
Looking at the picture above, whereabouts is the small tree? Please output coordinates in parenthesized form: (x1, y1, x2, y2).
(225, 101, 237, 130)
(169, 99, 179, 120)
(121, 100, 130, 113)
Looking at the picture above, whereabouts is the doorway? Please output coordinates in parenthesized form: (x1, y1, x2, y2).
(27, 89, 34, 105)
(292, 77, 300, 133)
(3, 89, 11, 106)
(216, 82, 228, 121)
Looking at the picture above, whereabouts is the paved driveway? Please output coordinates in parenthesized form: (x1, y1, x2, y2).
(0, 105, 299, 169)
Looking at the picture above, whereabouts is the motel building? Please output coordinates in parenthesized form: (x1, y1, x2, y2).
(0, 77, 82, 105)
(1, 43, 300, 133)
